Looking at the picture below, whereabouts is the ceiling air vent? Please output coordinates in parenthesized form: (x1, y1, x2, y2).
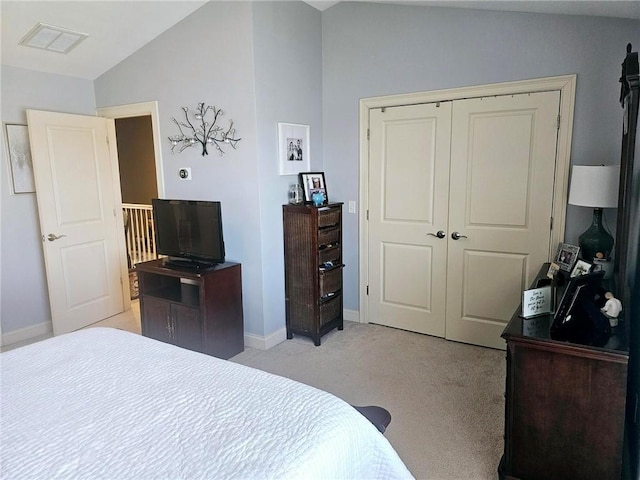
(19, 22, 88, 54)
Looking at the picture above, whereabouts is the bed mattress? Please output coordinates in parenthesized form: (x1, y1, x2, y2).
(1, 327, 413, 479)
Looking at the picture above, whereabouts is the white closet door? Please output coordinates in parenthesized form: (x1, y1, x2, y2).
(366, 91, 561, 350)
(445, 91, 561, 349)
(368, 103, 452, 336)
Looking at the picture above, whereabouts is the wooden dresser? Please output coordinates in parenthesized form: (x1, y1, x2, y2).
(500, 265, 629, 480)
(283, 203, 344, 345)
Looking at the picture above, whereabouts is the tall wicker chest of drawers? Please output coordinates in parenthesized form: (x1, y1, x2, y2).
(283, 203, 344, 345)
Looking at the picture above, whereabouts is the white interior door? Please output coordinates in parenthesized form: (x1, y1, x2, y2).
(366, 91, 561, 349)
(368, 103, 452, 335)
(27, 110, 126, 335)
(445, 91, 560, 349)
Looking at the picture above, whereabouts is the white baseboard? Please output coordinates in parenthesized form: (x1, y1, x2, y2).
(244, 326, 287, 351)
(2, 321, 52, 347)
(344, 308, 360, 322)
(244, 309, 360, 350)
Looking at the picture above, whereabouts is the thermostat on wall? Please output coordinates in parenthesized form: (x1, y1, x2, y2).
(178, 167, 191, 180)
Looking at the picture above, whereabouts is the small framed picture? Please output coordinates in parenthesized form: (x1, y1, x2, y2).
(554, 243, 580, 272)
(546, 262, 560, 279)
(299, 172, 328, 205)
(5, 124, 35, 194)
(278, 122, 310, 176)
(570, 259, 592, 278)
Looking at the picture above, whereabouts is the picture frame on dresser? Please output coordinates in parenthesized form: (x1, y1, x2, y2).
(299, 172, 328, 205)
(554, 242, 580, 272)
(553, 270, 604, 324)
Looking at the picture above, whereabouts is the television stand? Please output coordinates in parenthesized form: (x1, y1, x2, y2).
(162, 257, 218, 271)
(136, 258, 244, 359)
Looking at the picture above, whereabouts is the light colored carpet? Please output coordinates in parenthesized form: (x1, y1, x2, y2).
(231, 321, 505, 480)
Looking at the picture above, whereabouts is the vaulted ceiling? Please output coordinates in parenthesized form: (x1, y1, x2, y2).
(2, 1, 638, 80)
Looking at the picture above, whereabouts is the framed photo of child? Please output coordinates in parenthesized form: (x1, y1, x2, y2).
(299, 172, 328, 205)
(554, 243, 580, 273)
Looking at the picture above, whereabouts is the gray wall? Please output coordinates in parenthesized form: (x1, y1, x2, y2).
(3, 1, 639, 343)
(95, 1, 265, 336)
(322, 3, 640, 310)
(0, 66, 96, 334)
(95, 1, 322, 340)
(252, 2, 323, 336)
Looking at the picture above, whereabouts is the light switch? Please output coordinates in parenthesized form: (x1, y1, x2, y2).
(348, 201, 356, 214)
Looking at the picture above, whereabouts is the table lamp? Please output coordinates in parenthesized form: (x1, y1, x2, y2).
(568, 165, 620, 261)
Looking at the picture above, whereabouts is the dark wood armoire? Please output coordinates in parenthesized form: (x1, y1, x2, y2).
(616, 43, 640, 480)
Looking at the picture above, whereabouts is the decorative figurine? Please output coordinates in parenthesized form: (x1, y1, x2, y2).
(601, 292, 623, 327)
(288, 184, 303, 205)
(311, 190, 326, 206)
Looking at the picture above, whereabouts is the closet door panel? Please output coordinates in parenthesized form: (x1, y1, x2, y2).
(446, 91, 561, 349)
(368, 103, 451, 336)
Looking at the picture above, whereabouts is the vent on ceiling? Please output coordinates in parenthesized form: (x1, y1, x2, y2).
(19, 22, 88, 54)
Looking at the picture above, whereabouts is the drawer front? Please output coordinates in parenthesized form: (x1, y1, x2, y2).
(319, 266, 342, 297)
(320, 294, 342, 326)
(318, 207, 341, 228)
(318, 227, 340, 249)
(319, 246, 341, 266)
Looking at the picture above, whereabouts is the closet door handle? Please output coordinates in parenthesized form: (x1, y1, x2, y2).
(451, 232, 468, 240)
(46, 233, 67, 242)
(427, 230, 446, 239)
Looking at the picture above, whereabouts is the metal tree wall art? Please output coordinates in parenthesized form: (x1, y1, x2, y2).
(168, 103, 241, 156)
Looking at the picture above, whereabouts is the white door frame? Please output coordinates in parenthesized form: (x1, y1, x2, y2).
(359, 75, 577, 324)
(96, 101, 165, 311)
(96, 101, 166, 198)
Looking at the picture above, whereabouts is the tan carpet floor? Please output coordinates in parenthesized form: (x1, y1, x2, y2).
(232, 321, 506, 480)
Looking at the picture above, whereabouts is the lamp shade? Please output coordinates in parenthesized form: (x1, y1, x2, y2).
(568, 165, 620, 208)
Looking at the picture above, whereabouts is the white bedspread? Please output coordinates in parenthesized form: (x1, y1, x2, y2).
(1, 328, 414, 480)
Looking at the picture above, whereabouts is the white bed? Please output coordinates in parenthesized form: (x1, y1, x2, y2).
(1, 327, 413, 479)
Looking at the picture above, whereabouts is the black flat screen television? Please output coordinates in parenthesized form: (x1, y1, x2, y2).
(152, 199, 225, 268)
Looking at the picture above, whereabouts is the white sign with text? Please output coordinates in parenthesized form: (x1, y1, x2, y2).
(522, 286, 553, 318)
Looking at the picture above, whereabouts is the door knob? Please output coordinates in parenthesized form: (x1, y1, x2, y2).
(427, 230, 446, 239)
(46, 233, 67, 242)
(451, 232, 468, 240)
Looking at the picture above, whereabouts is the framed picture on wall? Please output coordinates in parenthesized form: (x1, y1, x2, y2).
(4, 124, 35, 194)
(278, 123, 310, 176)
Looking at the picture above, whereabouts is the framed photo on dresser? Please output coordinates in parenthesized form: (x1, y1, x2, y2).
(554, 243, 580, 272)
(299, 172, 328, 205)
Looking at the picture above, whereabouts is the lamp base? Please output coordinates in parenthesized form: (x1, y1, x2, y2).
(578, 208, 614, 261)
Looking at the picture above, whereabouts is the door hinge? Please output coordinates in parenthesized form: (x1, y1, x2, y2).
(366, 209, 369, 221)
(550, 216, 553, 230)
(557, 114, 561, 130)
(367, 128, 370, 140)
(366, 285, 369, 295)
